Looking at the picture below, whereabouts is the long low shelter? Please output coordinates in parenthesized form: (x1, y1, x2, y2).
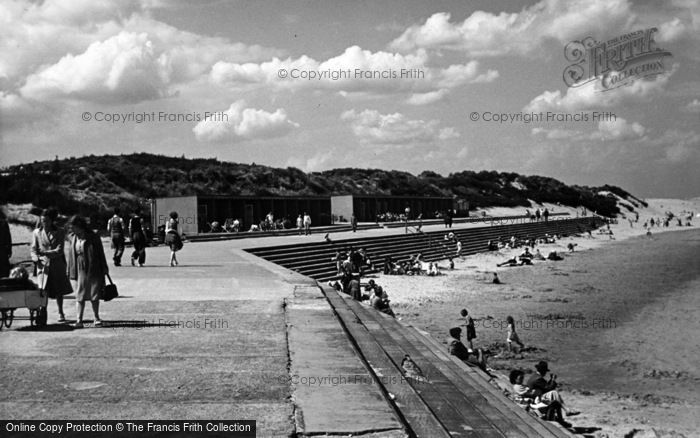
(152, 195, 332, 235)
(331, 194, 457, 223)
(153, 194, 464, 235)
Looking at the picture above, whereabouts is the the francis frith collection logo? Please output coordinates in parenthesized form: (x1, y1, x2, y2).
(563, 28, 672, 91)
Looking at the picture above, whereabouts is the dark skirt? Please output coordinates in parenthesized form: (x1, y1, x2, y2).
(165, 232, 182, 251)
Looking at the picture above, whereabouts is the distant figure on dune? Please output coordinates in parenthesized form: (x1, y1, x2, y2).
(492, 273, 500, 284)
(567, 243, 576, 252)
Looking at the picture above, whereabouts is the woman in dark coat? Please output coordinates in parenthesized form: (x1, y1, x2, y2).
(30, 208, 73, 322)
(66, 215, 109, 328)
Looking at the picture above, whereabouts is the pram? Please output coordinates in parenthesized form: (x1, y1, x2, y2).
(0, 261, 48, 330)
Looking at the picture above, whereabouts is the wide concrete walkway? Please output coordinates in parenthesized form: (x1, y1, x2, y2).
(0, 235, 405, 437)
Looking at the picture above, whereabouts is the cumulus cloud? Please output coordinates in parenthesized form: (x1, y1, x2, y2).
(389, 0, 633, 56)
(341, 109, 459, 145)
(21, 32, 172, 103)
(590, 118, 646, 141)
(192, 100, 299, 142)
(1, 0, 278, 101)
(211, 47, 497, 104)
(524, 65, 677, 112)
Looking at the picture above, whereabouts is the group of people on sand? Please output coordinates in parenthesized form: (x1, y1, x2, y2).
(382, 253, 448, 276)
(445, 308, 580, 428)
(509, 361, 580, 427)
(496, 246, 564, 267)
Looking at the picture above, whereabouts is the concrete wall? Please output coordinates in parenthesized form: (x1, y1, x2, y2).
(331, 195, 354, 223)
(154, 196, 198, 235)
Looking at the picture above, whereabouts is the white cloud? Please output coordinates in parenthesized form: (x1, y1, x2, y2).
(285, 150, 334, 172)
(211, 47, 498, 103)
(341, 109, 459, 145)
(1, 0, 278, 100)
(684, 99, 700, 112)
(389, 1, 633, 56)
(407, 89, 448, 105)
(524, 65, 677, 112)
(21, 32, 171, 103)
(192, 100, 298, 142)
(590, 118, 646, 141)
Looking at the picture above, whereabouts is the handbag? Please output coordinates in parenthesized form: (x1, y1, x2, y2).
(102, 273, 119, 301)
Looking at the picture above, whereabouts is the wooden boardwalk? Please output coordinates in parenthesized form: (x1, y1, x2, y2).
(244, 218, 598, 436)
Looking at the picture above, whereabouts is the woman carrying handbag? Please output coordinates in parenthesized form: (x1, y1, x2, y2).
(30, 208, 73, 323)
(66, 215, 109, 328)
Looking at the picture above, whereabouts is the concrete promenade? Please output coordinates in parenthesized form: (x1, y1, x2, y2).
(0, 218, 576, 437)
(0, 223, 440, 437)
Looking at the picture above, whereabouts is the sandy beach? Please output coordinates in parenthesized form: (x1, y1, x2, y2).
(374, 199, 700, 438)
(6, 199, 699, 436)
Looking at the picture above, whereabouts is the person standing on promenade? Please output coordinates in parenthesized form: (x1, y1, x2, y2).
(66, 215, 109, 328)
(544, 208, 550, 222)
(30, 208, 73, 322)
(350, 213, 357, 232)
(303, 212, 311, 236)
(164, 211, 182, 267)
(0, 210, 11, 278)
(296, 215, 303, 235)
(106, 208, 125, 266)
(129, 208, 147, 266)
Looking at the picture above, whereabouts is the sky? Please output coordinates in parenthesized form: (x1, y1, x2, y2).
(1, 0, 699, 198)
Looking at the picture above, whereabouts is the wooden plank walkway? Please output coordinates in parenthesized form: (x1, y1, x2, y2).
(323, 286, 575, 438)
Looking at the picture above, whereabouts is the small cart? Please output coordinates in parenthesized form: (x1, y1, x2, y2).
(0, 264, 48, 330)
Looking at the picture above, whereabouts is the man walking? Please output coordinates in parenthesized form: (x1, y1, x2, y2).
(107, 208, 125, 266)
(129, 208, 147, 267)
